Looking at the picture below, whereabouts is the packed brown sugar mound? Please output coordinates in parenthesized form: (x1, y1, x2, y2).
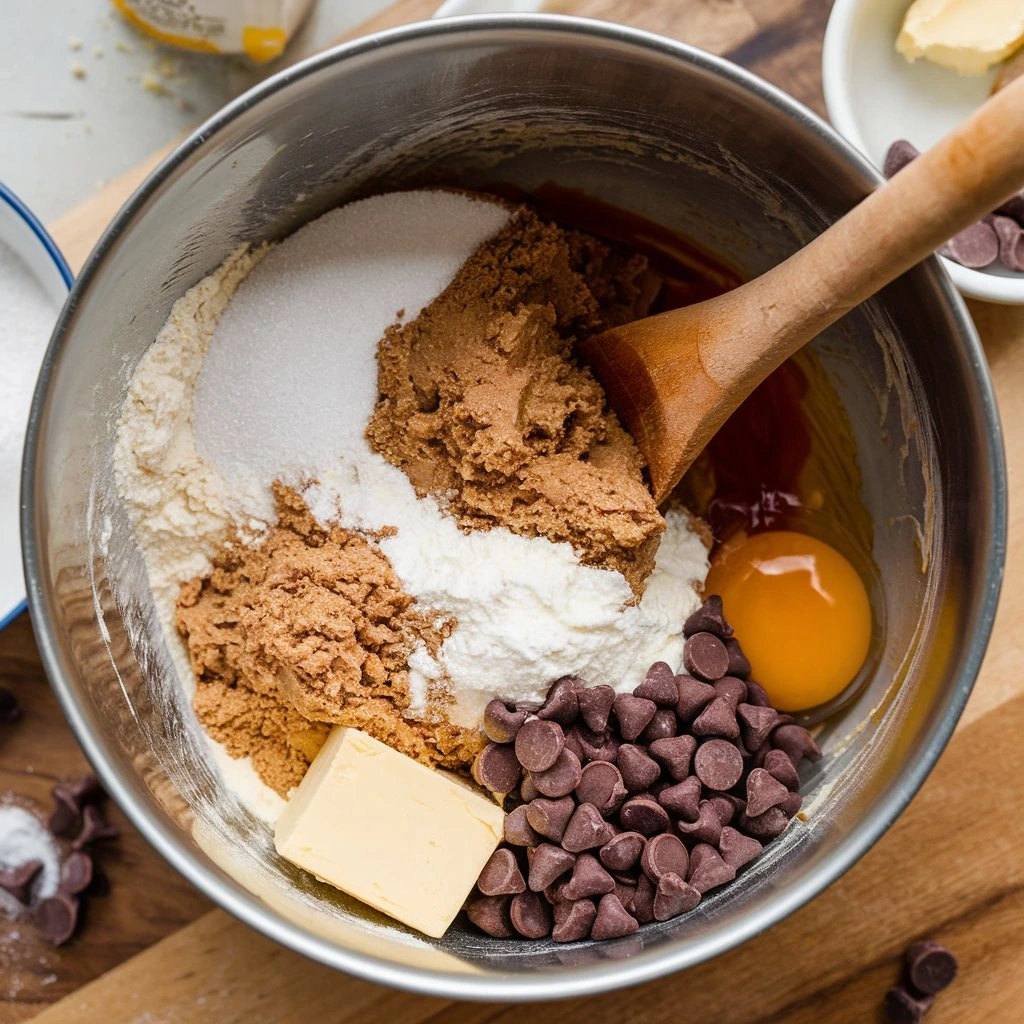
(366, 207, 665, 595)
(176, 484, 485, 796)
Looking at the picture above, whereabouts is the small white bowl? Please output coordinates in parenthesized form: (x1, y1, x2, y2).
(0, 184, 72, 629)
(823, 0, 1024, 305)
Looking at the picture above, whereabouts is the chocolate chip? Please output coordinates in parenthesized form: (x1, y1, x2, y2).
(737, 704, 778, 751)
(709, 793, 745, 826)
(570, 724, 620, 764)
(940, 220, 999, 269)
(684, 632, 730, 682)
(739, 805, 791, 839)
(653, 872, 701, 920)
(719, 826, 763, 869)
(694, 739, 744, 791)
(466, 893, 513, 938)
(990, 213, 1024, 271)
(619, 795, 669, 836)
(537, 677, 580, 726)
(677, 800, 723, 846)
(599, 832, 646, 873)
(772, 724, 821, 768)
(675, 676, 717, 722)
(612, 694, 656, 742)
(744, 680, 773, 707)
(0, 686, 21, 725)
(562, 802, 616, 853)
(504, 804, 542, 846)
(639, 709, 678, 744)
(781, 791, 802, 817)
(477, 848, 527, 896)
(559, 852, 615, 900)
(745, 768, 791, 818)
(509, 889, 552, 938)
(641, 833, 688, 882)
(551, 897, 597, 942)
(472, 743, 522, 794)
(61, 775, 104, 807)
(576, 761, 627, 815)
(617, 744, 661, 793)
(632, 873, 656, 923)
(883, 139, 919, 179)
(658, 776, 702, 821)
(520, 773, 541, 803)
(612, 877, 637, 914)
(526, 796, 575, 843)
(0, 860, 43, 904)
(633, 662, 679, 706)
(723, 638, 751, 679)
(684, 595, 733, 639)
(692, 697, 740, 740)
(59, 852, 94, 896)
(591, 893, 638, 939)
(747, 741, 771, 770)
(32, 892, 79, 946)
(905, 940, 958, 995)
(713, 677, 747, 710)
(528, 844, 576, 891)
(996, 190, 1024, 225)
(687, 843, 736, 894)
(649, 735, 696, 780)
(577, 684, 616, 733)
(72, 805, 118, 851)
(532, 748, 583, 798)
(483, 699, 528, 744)
(515, 719, 565, 773)
(884, 986, 933, 1024)
(48, 789, 81, 838)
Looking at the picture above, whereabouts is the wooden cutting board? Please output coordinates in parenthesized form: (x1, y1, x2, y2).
(5, 1, 1024, 1021)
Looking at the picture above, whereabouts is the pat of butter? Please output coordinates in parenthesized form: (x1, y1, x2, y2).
(274, 727, 504, 939)
(897, 0, 1024, 75)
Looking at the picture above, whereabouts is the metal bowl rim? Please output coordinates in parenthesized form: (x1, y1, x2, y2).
(21, 13, 1007, 1002)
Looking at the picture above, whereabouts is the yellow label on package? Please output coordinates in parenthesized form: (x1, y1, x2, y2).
(112, 0, 314, 63)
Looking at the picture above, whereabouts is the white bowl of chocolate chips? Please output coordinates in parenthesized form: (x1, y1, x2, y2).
(23, 17, 1003, 1001)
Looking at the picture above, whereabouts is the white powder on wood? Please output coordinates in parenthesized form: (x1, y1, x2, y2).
(0, 805, 61, 918)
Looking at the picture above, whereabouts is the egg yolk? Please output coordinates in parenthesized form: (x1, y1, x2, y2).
(704, 530, 871, 712)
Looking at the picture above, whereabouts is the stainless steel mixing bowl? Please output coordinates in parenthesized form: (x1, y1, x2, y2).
(23, 15, 1005, 1001)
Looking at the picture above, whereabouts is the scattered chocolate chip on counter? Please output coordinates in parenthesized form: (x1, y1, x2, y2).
(465, 597, 819, 942)
(0, 684, 21, 724)
(0, 858, 43, 903)
(883, 938, 958, 1023)
(885, 139, 1024, 273)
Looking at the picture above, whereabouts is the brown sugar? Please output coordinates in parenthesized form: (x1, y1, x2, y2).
(176, 484, 485, 796)
(366, 206, 665, 595)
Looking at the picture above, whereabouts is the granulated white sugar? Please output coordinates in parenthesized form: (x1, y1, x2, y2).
(192, 190, 512, 521)
(0, 243, 60, 617)
(0, 805, 61, 918)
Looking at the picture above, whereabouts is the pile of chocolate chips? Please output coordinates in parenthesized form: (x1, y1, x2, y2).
(886, 140, 1024, 272)
(0, 774, 119, 946)
(34, 774, 119, 944)
(884, 941, 958, 1024)
(465, 596, 820, 943)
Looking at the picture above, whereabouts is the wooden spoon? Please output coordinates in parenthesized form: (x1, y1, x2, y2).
(580, 74, 1024, 503)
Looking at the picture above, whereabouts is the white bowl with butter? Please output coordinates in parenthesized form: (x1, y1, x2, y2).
(823, 0, 1024, 305)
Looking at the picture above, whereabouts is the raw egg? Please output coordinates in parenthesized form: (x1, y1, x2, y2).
(704, 530, 871, 712)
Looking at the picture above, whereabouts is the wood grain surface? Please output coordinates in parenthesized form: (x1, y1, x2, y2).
(2, 0, 1022, 1021)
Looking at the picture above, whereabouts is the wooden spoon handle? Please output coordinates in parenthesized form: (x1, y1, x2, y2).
(703, 73, 1024, 393)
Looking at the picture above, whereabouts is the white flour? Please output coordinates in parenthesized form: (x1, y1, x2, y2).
(115, 189, 708, 814)
(0, 243, 61, 618)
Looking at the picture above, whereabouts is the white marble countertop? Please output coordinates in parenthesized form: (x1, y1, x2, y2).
(1, 0, 394, 225)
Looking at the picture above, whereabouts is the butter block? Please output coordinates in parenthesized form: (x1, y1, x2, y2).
(274, 727, 504, 938)
(897, 0, 1024, 75)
